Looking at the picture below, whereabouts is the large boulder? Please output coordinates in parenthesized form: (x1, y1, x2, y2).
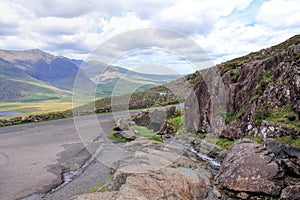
(131, 106, 175, 132)
(216, 139, 284, 197)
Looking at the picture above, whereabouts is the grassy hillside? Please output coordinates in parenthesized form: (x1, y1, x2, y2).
(0, 58, 72, 102)
(82, 60, 182, 98)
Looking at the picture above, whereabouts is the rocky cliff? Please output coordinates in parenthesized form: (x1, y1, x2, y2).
(185, 34, 300, 139)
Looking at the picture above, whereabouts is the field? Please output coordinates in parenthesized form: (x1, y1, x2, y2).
(0, 99, 73, 116)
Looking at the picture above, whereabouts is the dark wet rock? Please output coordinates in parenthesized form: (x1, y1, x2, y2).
(286, 115, 296, 121)
(216, 140, 284, 197)
(282, 159, 300, 176)
(280, 185, 300, 200)
(264, 139, 300, 159)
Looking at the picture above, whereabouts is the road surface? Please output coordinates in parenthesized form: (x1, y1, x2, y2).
(0, 111, 134, 200)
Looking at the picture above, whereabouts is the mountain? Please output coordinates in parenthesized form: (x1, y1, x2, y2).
(0, 57, 72, 102)
(82, 61, 182, 97)
(0, 49, 182, 102)
(0, 49, 82, 91)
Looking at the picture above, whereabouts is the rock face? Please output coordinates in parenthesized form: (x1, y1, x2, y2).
(74, 137, 220, 200)
(185, 35, 300, 138)
(216, 139, 300, 199)
(216, 140, 284, 197)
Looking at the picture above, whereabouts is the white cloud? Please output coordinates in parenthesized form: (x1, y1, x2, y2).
(0, 0, 299, 73)
(257, 0, 300, 29)
(11, 0, 95, 18)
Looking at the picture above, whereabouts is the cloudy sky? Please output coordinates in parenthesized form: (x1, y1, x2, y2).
(1, 0, 300, 74)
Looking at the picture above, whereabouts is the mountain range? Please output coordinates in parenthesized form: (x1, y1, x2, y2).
(0, 49, 181, 102)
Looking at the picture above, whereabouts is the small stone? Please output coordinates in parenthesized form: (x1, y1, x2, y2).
(113, 131, 136, 141)
(247, 124, 253, 130)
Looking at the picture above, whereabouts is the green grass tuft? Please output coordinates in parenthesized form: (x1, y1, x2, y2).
(133, 125, 163, 142)
(169, 115, 184, 133)
(108, 132, 130, 143)
(230, 71, 240, 83)
(90, 184, 100, 193)
(225, 108, 246, 124)
(204, 137, 236, 150)
(254, 105, 299, 130)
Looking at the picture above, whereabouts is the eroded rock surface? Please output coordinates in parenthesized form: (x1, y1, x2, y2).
(74, 137, 220, 200)
(216, 139, 300, 199)
(216, 140, 284, 197)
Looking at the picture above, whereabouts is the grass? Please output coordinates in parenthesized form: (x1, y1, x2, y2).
(252, 71, 274, 99)
(108, 132, 130, 143)
(225, 108, 246, 124)
(247, 136, 264, 143)
(254, 105, 300, 130)
(133, 125, 163, 142)
(274, 136, 300, 148)
(265, 106, 299, 130)
(90, 184, 101, 193)
(90, 171, 114, 193)
(230, 71, 240, 83)
(169, 115, 184, 133)
(204, 137, 236, 150)
(109, 125, 163, 143)
(219, 58, 250, 76)
(0, 99, 72, 116)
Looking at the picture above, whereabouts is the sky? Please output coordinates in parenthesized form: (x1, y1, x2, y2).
(1, 0, 300, 74)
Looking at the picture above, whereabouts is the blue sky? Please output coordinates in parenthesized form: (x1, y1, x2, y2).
(0, 0, 300, 74)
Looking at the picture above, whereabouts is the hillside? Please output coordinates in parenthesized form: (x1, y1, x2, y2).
(186, 34, 300, 138)
(0, 49, 83, 91)
(0, 57, 72, 102)
(82, 60, 182, 97)
(0, 49, 183, 115)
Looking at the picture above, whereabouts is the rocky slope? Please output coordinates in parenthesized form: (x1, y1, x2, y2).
(185, 34, 300, 139)
(74, 137, 220, 200)
(216, 139, 300, 199)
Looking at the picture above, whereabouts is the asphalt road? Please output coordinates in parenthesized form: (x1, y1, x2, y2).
(0, 111, 134, 200)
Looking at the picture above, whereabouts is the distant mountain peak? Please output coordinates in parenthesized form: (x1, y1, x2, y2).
(0, 48, 54, 63)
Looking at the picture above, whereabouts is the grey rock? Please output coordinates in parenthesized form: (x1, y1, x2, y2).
(216, 140, 284, 197)
(113, 130, 136, 141)
(131, 106, 175, 132)
(280, 185, 300, 200)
